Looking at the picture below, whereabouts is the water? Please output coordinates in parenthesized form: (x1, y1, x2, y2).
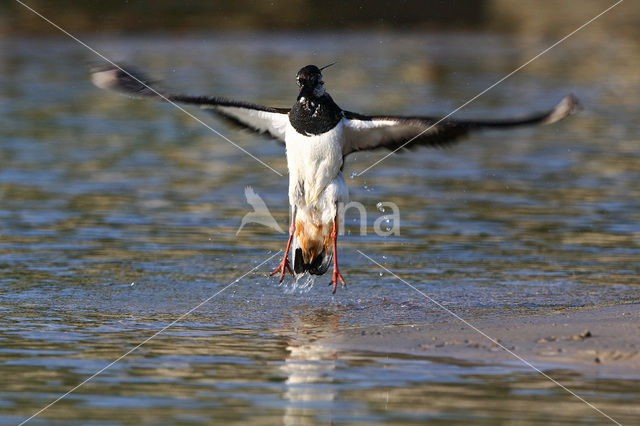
(1, 32, 639, 424)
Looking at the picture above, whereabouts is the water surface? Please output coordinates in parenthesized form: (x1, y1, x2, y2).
(1, 32, 639, 424)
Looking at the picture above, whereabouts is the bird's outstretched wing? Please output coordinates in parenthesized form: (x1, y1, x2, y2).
(91, 64, 290, 142)
(342, 94, 578, 156)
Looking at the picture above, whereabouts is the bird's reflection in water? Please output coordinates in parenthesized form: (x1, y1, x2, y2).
(279, 308, 342, 425)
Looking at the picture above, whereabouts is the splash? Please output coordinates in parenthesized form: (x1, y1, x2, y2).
(280, 273, 316, 294)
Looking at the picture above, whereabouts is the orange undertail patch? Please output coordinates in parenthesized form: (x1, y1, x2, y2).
(295, 217, 333, 267)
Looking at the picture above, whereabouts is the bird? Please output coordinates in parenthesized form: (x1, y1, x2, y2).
(91, 63, 578, 294)
(236, 186, 285, 236)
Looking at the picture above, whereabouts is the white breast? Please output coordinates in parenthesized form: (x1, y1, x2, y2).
(285, 120, 344, 208)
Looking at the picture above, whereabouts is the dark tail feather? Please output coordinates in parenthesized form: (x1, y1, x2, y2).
(293, 247, 332, 275)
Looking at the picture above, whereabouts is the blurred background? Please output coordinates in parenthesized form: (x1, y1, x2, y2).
(2, 0, 640, 36)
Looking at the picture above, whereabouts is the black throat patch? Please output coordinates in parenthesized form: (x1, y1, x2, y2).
(289, 93, 343, 136)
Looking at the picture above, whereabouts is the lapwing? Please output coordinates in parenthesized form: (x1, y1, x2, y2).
(91, 63, 578, 293)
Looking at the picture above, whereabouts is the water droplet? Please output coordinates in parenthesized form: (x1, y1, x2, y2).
(130, 282, 135, 286)
(376, 202, 385, 212)
(379, 272, 383, 277)
(350, 172, 357, 179)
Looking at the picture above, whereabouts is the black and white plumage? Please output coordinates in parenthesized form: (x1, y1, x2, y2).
(91, 63, 578, 293)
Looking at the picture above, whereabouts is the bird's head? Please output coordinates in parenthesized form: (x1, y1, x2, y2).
(296, 63, 335, 98)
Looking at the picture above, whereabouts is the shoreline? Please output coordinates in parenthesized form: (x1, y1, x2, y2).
(321, 303, 640, 375)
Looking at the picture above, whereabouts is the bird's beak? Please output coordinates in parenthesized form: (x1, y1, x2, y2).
(320, 62, 336, 71)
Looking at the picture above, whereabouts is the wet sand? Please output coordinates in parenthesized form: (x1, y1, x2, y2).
(322, 303, 640, 375)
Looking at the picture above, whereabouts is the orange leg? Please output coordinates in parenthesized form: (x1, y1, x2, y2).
(329, 213, 346, 294)
(271, 207, 296, 282)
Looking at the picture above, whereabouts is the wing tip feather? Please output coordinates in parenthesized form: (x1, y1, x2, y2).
(90, 63, 158, 97)
(90, 65, 121, 91)
(542, 93, 580, 125)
